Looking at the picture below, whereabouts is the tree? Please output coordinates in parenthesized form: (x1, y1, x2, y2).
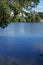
(0, 0, 40, 28)
(8, 0, 40, 22)
(0, 0, 11, 28)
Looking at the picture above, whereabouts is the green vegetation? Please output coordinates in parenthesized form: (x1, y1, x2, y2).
(0, 0, 40, 28)
(38, 12, 43, 19)
(40, 54, 43, 58)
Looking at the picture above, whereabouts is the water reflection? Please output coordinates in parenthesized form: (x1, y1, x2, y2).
(0, 22, 43, 65)
(0, 22, 43, 37)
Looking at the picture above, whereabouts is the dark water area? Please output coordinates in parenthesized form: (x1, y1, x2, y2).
(0, 23, 43, 65)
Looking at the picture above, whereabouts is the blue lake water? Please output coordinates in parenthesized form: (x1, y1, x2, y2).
(0, 22, 43, 65)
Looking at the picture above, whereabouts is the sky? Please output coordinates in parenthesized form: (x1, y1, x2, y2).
(33, 0, 43, 12)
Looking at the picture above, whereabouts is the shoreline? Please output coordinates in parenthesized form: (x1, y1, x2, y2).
(40, 19, 43, 22)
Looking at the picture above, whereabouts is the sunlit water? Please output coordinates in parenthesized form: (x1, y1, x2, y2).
(0, 22, 43, 65)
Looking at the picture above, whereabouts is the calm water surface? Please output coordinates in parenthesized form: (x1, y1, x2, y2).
(0, 22, 43, 65)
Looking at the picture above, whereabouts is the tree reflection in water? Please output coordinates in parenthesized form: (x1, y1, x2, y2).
(0, 22, 9, 29)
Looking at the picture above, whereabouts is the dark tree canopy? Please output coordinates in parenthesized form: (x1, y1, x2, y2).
(0, 0, 40, 28)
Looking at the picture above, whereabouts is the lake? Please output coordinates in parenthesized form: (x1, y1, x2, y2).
(0, 22, 43, 65)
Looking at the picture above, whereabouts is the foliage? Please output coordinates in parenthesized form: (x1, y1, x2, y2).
(0, 0, 11, 28)
(38, 12, 43, 19)
(0, 0, 40, 28)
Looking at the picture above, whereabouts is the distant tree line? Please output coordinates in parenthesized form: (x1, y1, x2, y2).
(38, 12, 43, 19)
